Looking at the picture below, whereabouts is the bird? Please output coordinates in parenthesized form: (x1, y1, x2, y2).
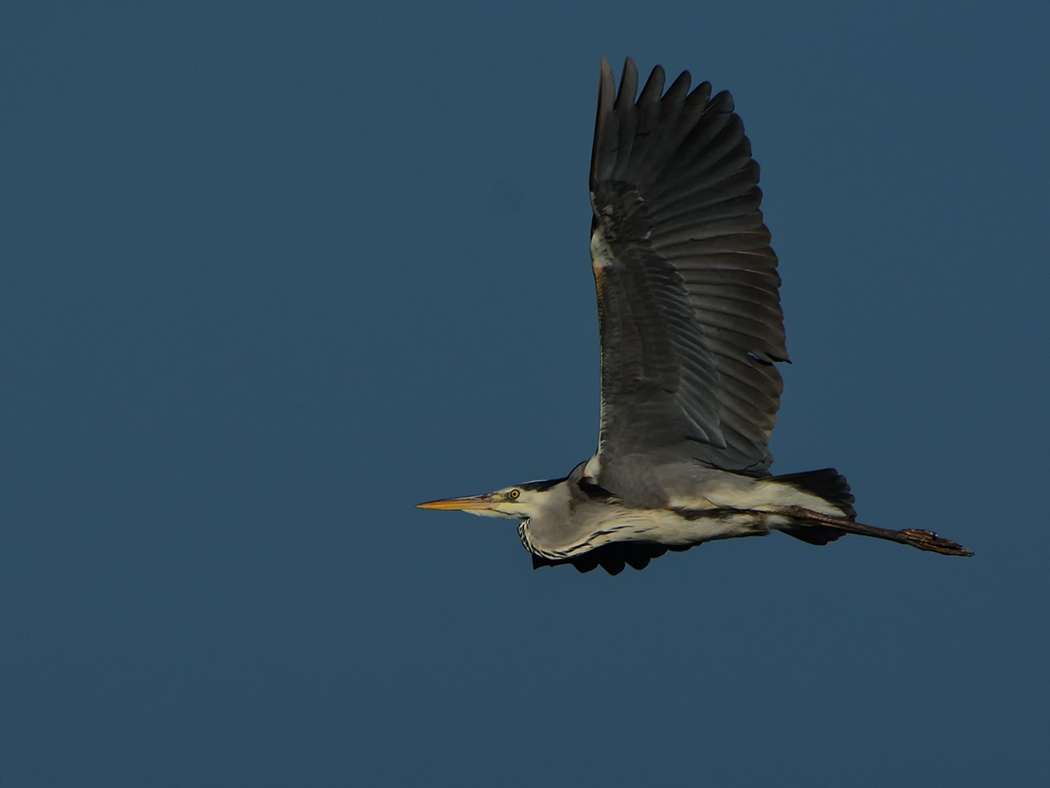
(418, 57, 973, 574)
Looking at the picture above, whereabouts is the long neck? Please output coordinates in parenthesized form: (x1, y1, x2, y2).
(519, 475, 603, 558)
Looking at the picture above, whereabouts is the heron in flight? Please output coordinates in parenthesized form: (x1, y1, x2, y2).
(418, 57, 973, 574)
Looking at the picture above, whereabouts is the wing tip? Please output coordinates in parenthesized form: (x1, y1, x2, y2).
(592, 56, 619, 187)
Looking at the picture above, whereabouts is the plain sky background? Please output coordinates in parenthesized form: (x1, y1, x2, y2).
(3, 2, 1049, 786)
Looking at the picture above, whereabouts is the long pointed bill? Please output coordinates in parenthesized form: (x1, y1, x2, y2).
(416, 494, 500, 512)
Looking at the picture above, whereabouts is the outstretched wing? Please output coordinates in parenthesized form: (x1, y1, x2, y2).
(589, 57, 787, 477)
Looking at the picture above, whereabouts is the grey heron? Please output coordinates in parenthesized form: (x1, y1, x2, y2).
(418, 57, 973, 574)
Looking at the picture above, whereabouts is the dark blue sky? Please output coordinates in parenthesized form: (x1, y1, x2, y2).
(3, 2, 1048, 786)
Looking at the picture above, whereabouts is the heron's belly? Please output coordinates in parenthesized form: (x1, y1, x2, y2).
(520, 508, 777, 560)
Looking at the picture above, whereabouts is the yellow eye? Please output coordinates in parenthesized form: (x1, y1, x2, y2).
(508, 489, 521, 500)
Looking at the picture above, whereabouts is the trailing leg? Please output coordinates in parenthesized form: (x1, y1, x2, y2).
(766, 505, 974, 557)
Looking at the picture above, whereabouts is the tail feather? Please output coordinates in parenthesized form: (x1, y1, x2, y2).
(771, 468, 855, 546)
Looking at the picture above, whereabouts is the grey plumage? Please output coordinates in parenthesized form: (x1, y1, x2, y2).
(589, 57, 784, 481)
(418, 57, 973, 572)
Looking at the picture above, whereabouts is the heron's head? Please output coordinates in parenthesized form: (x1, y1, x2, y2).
(417, 479, 565, 521)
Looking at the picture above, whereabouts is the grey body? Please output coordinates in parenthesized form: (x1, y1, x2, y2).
(512, 459, 858, 574)
(418, 58, 972, 572)
(518, 462, 841, 558)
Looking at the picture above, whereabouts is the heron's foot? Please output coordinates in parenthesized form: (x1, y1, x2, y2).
(897, 528, 974, 557)
(767, 506, 974, 557)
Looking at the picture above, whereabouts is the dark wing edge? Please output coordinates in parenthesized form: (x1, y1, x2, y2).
(589, 56, 787, 476)
(532, 541, 696, 575)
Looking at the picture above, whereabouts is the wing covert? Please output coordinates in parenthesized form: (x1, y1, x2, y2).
(589, 57, 787, 477)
